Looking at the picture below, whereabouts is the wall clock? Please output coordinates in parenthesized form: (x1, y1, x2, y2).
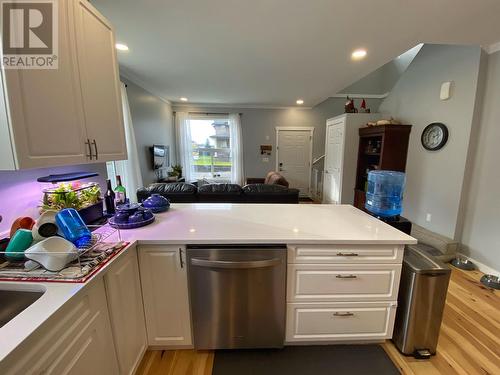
(421, 122, 448, 151)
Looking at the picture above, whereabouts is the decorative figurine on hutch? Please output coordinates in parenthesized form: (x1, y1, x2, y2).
(344, 96, 358, 113)
(360, 98, 370, 113)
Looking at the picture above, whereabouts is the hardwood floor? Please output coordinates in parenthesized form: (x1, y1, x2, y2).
(136, 267, 500, 375)
(136, 349, 213, 375)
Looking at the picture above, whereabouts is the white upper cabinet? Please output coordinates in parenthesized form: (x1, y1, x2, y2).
(0, 0, 88, 169)
(0, 0, 126, 170)
(73, 0, 127, 162)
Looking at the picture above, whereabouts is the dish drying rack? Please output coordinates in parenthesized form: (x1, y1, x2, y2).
(0, 225, 128, 283)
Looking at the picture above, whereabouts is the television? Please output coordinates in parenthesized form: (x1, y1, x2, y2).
(151, 145, 169, 170)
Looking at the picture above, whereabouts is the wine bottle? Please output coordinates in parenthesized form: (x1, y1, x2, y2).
(114, 175, 127, 206)
(104, 179, 116, 215)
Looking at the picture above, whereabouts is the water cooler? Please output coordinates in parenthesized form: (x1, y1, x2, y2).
(364, 171, 411, 235)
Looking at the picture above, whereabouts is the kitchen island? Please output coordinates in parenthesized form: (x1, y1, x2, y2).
(0, 204, 415, 375)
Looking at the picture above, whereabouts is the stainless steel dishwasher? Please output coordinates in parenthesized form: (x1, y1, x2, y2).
(187, 245, 286, 350)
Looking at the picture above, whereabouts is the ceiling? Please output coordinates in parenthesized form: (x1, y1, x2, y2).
(93, 0, 500, 107)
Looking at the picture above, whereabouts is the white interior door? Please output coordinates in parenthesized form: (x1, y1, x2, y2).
(323, 122, 344, 204)
(276, 128, 313, 196)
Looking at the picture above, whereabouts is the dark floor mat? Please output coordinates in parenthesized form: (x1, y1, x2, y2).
(213, 345, 399, 375)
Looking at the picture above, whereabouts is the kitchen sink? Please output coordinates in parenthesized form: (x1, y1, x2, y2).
(0, 290, 44, 328)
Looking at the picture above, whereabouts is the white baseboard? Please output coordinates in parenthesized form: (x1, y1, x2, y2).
(457, 252, 499, 276)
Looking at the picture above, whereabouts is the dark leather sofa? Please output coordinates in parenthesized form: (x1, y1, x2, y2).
(136, 182, 299, 204)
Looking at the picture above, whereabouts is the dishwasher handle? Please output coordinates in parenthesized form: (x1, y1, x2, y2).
(191, 257, 282, 269)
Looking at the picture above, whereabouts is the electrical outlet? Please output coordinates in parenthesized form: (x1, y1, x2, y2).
(426, 213, 432, 222)
(262, 157, 269, 163)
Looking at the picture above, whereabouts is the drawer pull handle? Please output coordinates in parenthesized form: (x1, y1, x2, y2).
(333, 312, 354, 317)
(336, 252, 359, 257)
(336, 274, 357, 279)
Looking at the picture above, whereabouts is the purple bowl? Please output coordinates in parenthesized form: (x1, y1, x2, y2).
(115, 203, 141, 214)
(142, 209, 154, 221)
(128, 212, 145, 224)
(143, 194, 170, 211)
(114, 211, 130, 224)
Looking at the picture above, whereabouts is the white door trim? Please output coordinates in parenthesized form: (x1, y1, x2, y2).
(323, 120, 346, 204)
(275, 126, 315, 197)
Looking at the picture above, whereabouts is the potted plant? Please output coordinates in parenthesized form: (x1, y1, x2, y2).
(41, 182, 103, 224)
(168, 164, 183, 179)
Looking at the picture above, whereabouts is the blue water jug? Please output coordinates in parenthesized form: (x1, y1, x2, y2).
(365, 171, 406, 217)
(55, 208, 91, 247)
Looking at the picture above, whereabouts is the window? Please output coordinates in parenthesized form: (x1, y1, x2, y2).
(188, 117, 232, 182)
(176, 112, 243, 184)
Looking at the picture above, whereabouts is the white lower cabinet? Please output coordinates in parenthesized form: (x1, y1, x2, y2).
(104, 245, 147, 375)
(288, 244, 404, 264)
(138, 245, 193, 347)
(287, 263, 401, 302)
(286, 302, 397, 342)
(286, 243, 403, 344)
(1, 279, 119, 375)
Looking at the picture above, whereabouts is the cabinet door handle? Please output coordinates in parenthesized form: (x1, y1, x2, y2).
(333, 312, 354, 317)
(179, 248, 184, 268)
(85, 139, 93, 160)
(336, 274, 357, 279)
(336, 252, 359, 257)
(91, 139, 98, 159)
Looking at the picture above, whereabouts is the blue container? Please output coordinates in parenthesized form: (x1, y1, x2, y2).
(365, 171, 406, 217)
(55, 208, 91, 247)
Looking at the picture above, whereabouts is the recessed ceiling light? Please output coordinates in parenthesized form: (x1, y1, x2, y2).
(351, 49, 367, 60)
(115, 43, 129, 51)
(180, 97, 188, 102)
(296, 99, 304, 105)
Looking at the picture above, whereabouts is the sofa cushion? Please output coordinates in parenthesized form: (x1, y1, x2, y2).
(242, 184, 299, 203)
(136, 182, 197, 203)
(151, 182, 197, 194)
(243, 184, 289, 194)
(198, 183, 243, 203)
(198, 183, 243, 194)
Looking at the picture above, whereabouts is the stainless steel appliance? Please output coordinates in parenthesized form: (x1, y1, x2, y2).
(392, 246, 451, 358)
(187, 245, 286, 349)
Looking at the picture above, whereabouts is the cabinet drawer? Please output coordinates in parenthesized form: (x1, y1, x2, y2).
(286, 302, 397, 342)
(288, 244, 403, 264)
(287, 264, 401, 302)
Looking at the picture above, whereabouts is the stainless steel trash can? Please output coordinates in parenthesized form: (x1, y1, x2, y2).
(392, 245, 451, 358)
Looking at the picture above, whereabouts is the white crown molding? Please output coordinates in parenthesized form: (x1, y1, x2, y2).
(172, 102, 313, 110)
(486, 41, 500, 54)
(331, 92, 390, 99)
(119, 65, 172, 105)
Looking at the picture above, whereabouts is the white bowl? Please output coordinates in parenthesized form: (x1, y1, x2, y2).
(25, 237, 78, 272)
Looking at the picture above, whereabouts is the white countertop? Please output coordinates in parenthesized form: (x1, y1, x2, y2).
(0, 203, 415, 363)
(112, 203, 416, 245)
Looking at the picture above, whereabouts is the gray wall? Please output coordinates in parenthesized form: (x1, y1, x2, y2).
(340, 44, 422, 95)
(172, 98, 382, 182)
(379, 44, 483, 239)
(171, 106, 317, 179)
(123, 78, 175, 186)
(460, 50, 500, 271)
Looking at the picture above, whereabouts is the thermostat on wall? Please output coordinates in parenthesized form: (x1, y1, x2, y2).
(440, 81, 452, 100)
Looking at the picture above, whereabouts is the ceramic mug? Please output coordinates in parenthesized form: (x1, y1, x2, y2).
(32, 210, 59, 242)
(10, 217, 35, 238)
(5, 229, 33, 261)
